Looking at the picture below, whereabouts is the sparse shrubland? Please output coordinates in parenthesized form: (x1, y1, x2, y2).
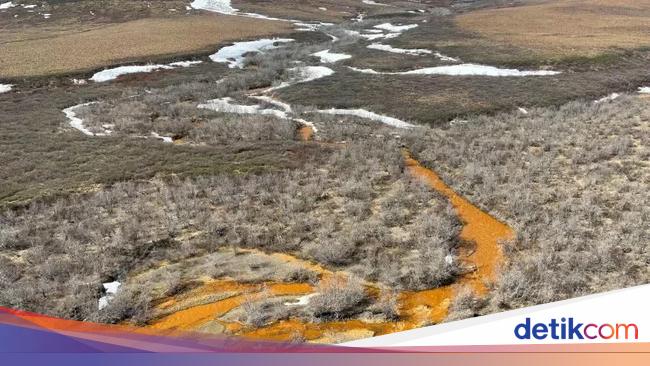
(0, 133, 460, 324)
(404, 96, 650, 317)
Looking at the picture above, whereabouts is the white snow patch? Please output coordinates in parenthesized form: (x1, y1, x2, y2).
(198, 97, 288, 119)
(312, 49, 352, 63)
(168, 60, 203, 67)
(367, 43, 431, 56)
(268, 66, 334, 91)
(250, 95, 292, 113)
(90, 60, 202, 82)
(190, 0, 237, 14)
(91, 65, 173, 82)
(400, 64, 560, 76)
(98, 281, 121, 310)
(0, 1, 15, 9)
(71, 78, 87, 85)
(317, 108, 415, 129)
(284, 293, 318, 306)
(0, 84, 13, 93)
(63, 102, 111, 136)
(22, 4, 36, 8)
(151, 132, 174, 143)
(350, 64, 560, 77)
(594, 93, 620, 104)
(638, 87, 650, 94)
(42, 13, 50, 18)
(359, 32, 400, 41)
(210, 38, 293, 68)
(434, 52, 460, 63)
(518, 107, 529, 115)
(373, 23, 418, 32)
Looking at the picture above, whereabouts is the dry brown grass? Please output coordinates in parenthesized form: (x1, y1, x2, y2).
(0, 14, 291, 78)
(456, 0, 650, 58)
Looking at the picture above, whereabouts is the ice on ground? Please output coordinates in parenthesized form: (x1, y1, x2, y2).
(0, 2, 15, 9)
(367, 43, 431, 56)
(98, 281, 121, 310)
(91, 65, 173, 82)
(268, 66, 334, 91)
(198, 97, 288, 119)
(317, 108, 415, 129)
(312, 49, 352, 63)
(594, 93, 620, 104)
(210, 38, 293, 68)
(638, 87, 650, 94)
(284, 293, 318, 306)
(63, 102, 111, 136)
(374, 23, 418, 32)
(151, 132, 173, 143)
(349, 64, 560, 77)
(0, 84, 13, 93)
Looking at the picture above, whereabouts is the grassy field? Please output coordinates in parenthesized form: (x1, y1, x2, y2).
(456, 0, 650, 58)
(1, 9, 291, 78)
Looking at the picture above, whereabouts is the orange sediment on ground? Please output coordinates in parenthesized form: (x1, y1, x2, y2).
(402, 150, 514, 294)
(148, 279, 313, 331)
(145, 153, 514, 341)
(298, 125, 314, 141)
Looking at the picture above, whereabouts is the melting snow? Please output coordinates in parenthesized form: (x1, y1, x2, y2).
(90, 60, 202, 82)
(210, 38, 293, 68)
(638, 87, 650, 94)
(312, 49, 352, 63)
(198, 97, 288, 119)
(63, 102, 111, 136)
(284, 293, 318, 306)
(190, 0, 237, 14)
(434, 52, 460, 62)
(367, 43, 431, 56)
(0, 84, 13, 93)
(374, 23, 418, 33)
(594, 93, 620, 104)
(151, 132, 174, 143)
(317, 108, 415, 129)
(168, 60, 203, 67)
(98, 281, 121, 310)
(268, 66, 334, 91)
(0, 2, 15, 9)
(91, 65, 173, 82)
(350, 64, 560, 77)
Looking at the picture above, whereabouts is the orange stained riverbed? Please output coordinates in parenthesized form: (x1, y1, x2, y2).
(145, 152, 514, 342)
(298, 125, 314, 141)
(402, 150, 514, 294)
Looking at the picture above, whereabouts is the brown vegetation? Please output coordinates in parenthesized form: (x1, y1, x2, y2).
(456, 0, 650, 58)
(0, 14, 291, 77)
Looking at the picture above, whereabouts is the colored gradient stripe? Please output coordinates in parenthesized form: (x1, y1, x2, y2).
(2, 307, 650, 366)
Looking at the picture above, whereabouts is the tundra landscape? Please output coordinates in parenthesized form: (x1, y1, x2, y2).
(1, 0, 649, 343)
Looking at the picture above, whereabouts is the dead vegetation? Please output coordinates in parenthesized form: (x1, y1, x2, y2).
(0, 13, 291, 78)
(404, 96, 650, 317)
(456, 0, 650, 58)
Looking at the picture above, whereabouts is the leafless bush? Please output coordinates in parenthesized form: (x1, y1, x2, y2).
(307, 275, 368, 320)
